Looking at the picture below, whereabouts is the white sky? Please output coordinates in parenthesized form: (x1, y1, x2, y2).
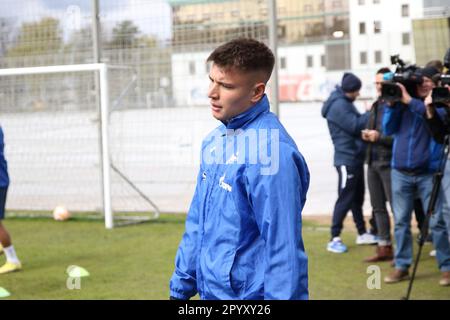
(0, 0, 173, 41)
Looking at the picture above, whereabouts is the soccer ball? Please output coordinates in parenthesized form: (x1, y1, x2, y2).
(53, 206, 71, 221)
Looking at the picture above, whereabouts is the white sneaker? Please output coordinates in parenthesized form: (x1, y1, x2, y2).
(429, 250, 436, 257)
(327, 237, 348, 253)
(356, 233, 378, 245)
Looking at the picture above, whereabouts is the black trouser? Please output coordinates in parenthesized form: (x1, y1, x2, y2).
(367, 163, 392, 244)
(331, 165, 366, 239)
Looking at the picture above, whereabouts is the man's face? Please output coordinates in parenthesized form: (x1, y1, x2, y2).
(375, 73, 384, 96)
(416, 76, 435, 98)
(208, 63, 264, 122)
(345, 91, 360, 101)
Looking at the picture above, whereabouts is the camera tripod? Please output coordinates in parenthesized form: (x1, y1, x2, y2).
(403, 135, 450, 300)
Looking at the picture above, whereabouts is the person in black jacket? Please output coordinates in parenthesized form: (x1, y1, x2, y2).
(362, 68, 395, 262)
(322, 72, 377, 254)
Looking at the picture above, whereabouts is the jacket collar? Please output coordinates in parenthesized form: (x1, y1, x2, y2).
(223, 94, 270, 130)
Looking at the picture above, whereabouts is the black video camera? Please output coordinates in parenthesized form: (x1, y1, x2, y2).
(431, 48, 450, 107)
(381, 55, 423, 103)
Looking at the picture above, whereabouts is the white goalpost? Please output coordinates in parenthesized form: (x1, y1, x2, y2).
(0, 63, 159, 229)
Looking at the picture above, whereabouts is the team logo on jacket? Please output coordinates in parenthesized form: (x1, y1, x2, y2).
(219, 174, 232, 192)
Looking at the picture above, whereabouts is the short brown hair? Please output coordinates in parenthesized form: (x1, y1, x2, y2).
(207, 38, 275, 83)
(425, 60, 444, 73)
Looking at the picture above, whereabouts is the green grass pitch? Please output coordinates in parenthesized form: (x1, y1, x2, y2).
(0, 214, 448, 299)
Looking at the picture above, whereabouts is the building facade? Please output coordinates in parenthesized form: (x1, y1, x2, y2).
(169, 0, 450, 105)
(169, 0, 352, 105)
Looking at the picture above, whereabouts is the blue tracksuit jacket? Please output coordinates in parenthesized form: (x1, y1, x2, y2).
(382, 98, 443, 173)
(170, 95, 310, 300)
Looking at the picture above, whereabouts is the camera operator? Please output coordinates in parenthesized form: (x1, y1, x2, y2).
(423, 80, 450, 270)
(362, 68, 429, 263)
(382, 66, 450, 286)
(423, 88, 449, 144)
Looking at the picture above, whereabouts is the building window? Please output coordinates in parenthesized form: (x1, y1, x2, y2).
(280, 57, 287, 70)
(189, 61, 196, 75)
(375, 51, 382, 63)
(325, 43, 350, 70)
(358, 0, 365, 5)
(307, 55, 314, 68)
(359, 22, 366, 35)
(231, 10, 240, 18)
(402, 32, 410, 45)
(374, 21, 381, 33)
(401, 4, 409, 17)
(304, 4, 313, 12)
(321, 55, 325, 67)
(360, 51, 367, 65)
(373, 0, 380, 3)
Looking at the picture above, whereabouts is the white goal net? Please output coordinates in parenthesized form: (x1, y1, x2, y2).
(0, 63, 166, 228)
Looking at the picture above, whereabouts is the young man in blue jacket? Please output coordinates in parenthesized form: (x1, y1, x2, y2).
(322, 73, 377, 254)
(0, 126, 22, 274)
(169, 38, 310, 300)
(382, 67, 450, 286)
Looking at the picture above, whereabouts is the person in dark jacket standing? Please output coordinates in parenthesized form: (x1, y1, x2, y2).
(322, 73, 377, 254)
(362, 68, 394, 262)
